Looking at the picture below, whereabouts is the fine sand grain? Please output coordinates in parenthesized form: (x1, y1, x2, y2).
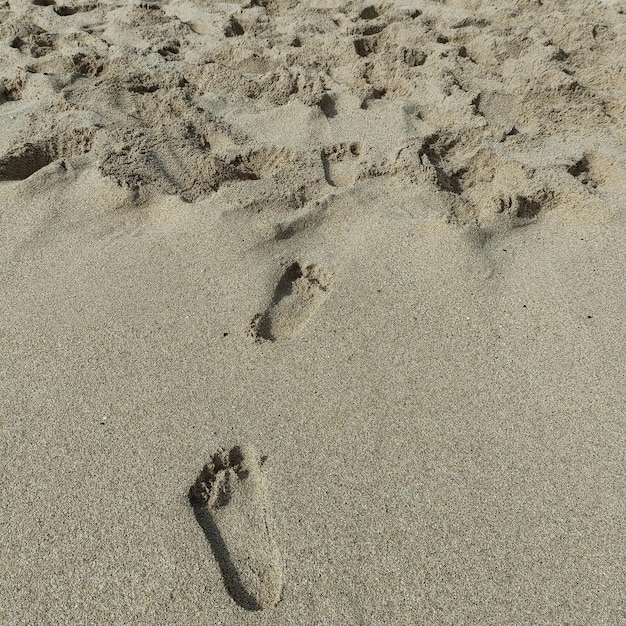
(1, 0, 625, 623)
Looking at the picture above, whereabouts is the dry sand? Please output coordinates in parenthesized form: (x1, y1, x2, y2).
(1, 0, 625, 622)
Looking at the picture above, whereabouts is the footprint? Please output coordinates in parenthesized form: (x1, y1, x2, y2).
(567, 155, 595, 186)
(157, 40, 180, 58)
(321, 143, 361, 187)
(70, 50, 104, 77)
(353, 35, 378, 57)
(318, 92, 338, 118)
(10, 32, 58, 58)
(250, 262, 333, 342)
(224, 16, 244, 38)
(566, 153, 625, 190)
(227, 146, 296, 181)
(270, 196, 330, 241)
(0, 128, 95, 181)
(53, 3, 97, 16)
(0, 73, 24, 102)
(189, 446, 283, 611)
(496, 189, 554, 225)
(359, 6, 379, 20)
(83, 22, 105, 35)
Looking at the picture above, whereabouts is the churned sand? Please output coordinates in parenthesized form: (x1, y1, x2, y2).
(1, 0, 625, 623)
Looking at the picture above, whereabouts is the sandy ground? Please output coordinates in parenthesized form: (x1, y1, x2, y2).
(1, 0, 625, 623)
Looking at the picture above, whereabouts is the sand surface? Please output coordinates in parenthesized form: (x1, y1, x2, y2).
(1, 0, 625, 623)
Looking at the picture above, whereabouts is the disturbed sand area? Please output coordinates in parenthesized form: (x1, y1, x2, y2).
(1, 0, 625, 623)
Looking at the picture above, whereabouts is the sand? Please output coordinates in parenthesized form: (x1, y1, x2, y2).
(1, 0, 625, 622)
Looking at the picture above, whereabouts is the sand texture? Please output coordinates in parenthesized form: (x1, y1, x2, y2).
(1, 0, 625, 623)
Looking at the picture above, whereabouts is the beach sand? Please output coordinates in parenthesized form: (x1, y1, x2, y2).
(1, 0, 625, 623)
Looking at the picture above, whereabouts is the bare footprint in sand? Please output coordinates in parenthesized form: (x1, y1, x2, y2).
(0, 127, 95, 181)
(189, 446, 283, 611)
(250, 262, 333, 342)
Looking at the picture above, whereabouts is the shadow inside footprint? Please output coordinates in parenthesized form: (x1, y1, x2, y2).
(0, 129, 95, 180)
(189, 446, 283, 611)
(190, 496, 263, 611)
